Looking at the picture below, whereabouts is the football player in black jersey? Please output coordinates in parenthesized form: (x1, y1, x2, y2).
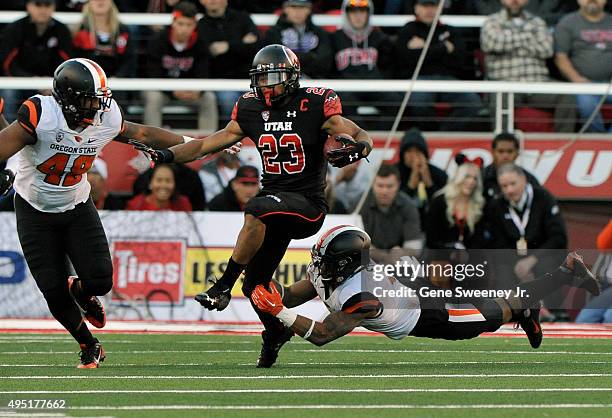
(146, 44, 373, 367)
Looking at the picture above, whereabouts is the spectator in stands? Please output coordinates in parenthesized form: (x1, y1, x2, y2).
(488, 163, 567, 316)
(393, 0, 484, 131)
(199, 152, 241, 205)
(1, 0, 72, 120)
(72, 0, 135, 78)
(360, 164, 423, 263)
(197, 0, 261, 121)
(576, 219, 612, 323)
(87, 159, 125, 210)
(329, 160, 372, 212)
(555, 0, 612, 133)
(265, 0, 332, 79)
(133, 162, 206, 210)
(208, 165, 260, 211)
(469, 0, 577, 26)
(426, 154, 486, 250)
(397, 128, 447, 229)
(127, 164, 193, 211)
(481, 0, 576, 133)
(330, 0, 398, 129)
(482, 132, 540, 203)
(144, 2, 217, 132)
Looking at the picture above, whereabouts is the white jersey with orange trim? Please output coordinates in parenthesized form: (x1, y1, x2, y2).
(309, 266, 421, 340)
(13, 95, 123, 213)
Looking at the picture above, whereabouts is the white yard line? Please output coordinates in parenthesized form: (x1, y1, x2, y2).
(1, 388, 611, 395)
(63, 403, 612, 411)
(2, 360, 612, 367)
(1, 373, 610, 380)
(1, 349, 611, 355)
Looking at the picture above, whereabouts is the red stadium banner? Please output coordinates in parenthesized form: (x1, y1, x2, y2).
(101, 135, 612, 200)
(110, 240, 186, 304)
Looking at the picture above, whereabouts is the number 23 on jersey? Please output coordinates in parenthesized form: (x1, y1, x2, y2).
(258, 133, 305, 175)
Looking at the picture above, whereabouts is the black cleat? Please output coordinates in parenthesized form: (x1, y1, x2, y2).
(68, 276, 106, 328)
(256, 327, 294, 368)
(561, 252, 600, 296)
(78, 341, 105, 369)
(195, 280, 231, 311)
(517, 307, 543, 349)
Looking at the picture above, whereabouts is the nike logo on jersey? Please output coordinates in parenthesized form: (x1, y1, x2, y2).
(87, 138, 98, 144)
(264, 122, 293, 132)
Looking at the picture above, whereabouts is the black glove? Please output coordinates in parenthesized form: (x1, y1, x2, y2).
(0, 169, 15, 196)
(129, 140, 174, 164)
(326, 136, 371, 168)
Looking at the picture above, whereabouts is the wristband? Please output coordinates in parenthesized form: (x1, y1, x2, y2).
(359, 140, 372, 156)
(276, 307, 297, 327)
(182, 135, 196, 143)
(158, 149, 175, 163)
(303, 320, 316, 340)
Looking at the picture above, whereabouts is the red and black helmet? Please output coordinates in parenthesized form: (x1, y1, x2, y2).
(249, 44, 301, 107)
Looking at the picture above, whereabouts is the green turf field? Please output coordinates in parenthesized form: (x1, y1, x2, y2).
(0, 333, 611, 418)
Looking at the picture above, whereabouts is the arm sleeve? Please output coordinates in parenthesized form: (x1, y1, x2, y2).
(341, 291, 383, 316)
(323, 89, 342, 119)
(553, 17, 572, 54)
(17, 96, 42, 137)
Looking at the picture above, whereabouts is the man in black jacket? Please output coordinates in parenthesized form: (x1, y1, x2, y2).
(488, 163, 567, 314)
(197, 0, 261, 121)
(265, 0, 332, 79)
(209, 165, 260, 212)
(393, 0, 484, 131)
(144, 1, 217, 131)
(1, 0, 72, 120)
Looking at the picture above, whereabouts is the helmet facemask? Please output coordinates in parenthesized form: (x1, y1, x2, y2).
(249, 66, 299, 107)
(55, 86, 112, 126)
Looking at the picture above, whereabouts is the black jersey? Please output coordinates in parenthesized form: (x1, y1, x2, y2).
(231, 87, 342, 208)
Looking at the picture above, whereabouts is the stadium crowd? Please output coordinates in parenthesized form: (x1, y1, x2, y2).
(1, 0, 611, 131)
(0, 0, 610, 323)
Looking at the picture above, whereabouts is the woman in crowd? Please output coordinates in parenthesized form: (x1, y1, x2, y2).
(72, 0, 135, 78)
(126, 164, 192, 211)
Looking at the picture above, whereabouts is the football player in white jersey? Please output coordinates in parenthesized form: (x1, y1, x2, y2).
(251, 225, 599, 362)
(0, 58, 205, 368)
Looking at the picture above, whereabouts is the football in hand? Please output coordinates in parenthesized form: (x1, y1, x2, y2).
(324, 133, 354, 159)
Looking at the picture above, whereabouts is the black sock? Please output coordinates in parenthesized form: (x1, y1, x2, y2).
(70, 322, 97, 346)
(218, 257, 246, 288)
(515, 269, 573, 309)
